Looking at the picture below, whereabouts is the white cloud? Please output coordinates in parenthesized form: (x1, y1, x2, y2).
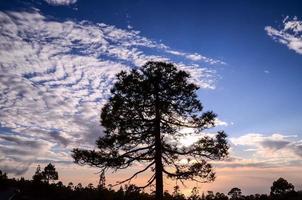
(177, 129, 216, 147)
(227, 133, 302, 168)
(265, 17, 302, 54)
(186, 53, 204, 61)
(0, 10, 222, 175)
(214, 118, 228, 127)
(166, 50, 225, 64)
(45, 0, 77, 6)
(230, 133, 296, 147)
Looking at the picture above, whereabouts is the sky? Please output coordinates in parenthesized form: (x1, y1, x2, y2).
(0, 0, 302, 196)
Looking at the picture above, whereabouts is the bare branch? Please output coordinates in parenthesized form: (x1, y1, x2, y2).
(111, 161, 155, 187)
(138, 173, 156, 189)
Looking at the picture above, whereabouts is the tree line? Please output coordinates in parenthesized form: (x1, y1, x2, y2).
(0, 166, 301, 200)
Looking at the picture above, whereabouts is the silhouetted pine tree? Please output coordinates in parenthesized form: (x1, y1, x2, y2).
(72, 61, 229, 200)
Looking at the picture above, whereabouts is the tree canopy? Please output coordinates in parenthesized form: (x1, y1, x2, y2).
(32, 163, 58, 183)
(228, 187, 242, 200)
(43, 163, 59, 183)
(33, 165, 45, 183)
(270, 177, 295, 196)
(72, 61, 229, 200)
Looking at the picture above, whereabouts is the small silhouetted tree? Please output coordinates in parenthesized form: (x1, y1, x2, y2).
(228, 187, 242, 199)
(87, 183, 94, 189)
(172, 185, 186, 200)
(32, 165, 44, 182)
(43, 163, 58, 183)
(201, 192, 206, 200)
(206, 191, 215, 200)
(115, 186, 125, 199)
(67, 182, 74, 190)
(188, 187, 200, 200)
(215, 192, 228, 200)
(56, 181, 64, 188)
(124, 184, 141, 200)
(98, 172, 106, 189)
(0, 170, 8, 180)
(259, 194, 269, 200)
(270, 177, 295, 196)
(75, 183, 83, 191)
(0, 170, 8, 187)
(72, 61, 229, 200)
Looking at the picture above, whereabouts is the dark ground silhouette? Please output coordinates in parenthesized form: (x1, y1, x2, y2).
(1, 168, 301, 200)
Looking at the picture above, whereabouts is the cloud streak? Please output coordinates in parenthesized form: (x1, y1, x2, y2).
(227, 133, 302, 169)
(45, 0, 77, 6)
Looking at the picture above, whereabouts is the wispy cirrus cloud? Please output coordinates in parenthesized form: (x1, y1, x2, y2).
(0, 9, 224, 175)
(265, 16, 302, 54)
(45, 0, 77, 6)
(226, 133, 302, 169)
(167, 50, 225, 64)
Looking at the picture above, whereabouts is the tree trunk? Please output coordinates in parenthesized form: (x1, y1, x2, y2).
(155, 127, 163, 200)
(154, 81, 163, 200)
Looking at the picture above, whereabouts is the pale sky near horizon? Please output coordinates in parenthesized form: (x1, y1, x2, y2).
(0, 0, 302, 195)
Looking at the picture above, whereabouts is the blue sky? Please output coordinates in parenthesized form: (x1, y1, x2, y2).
(0, 0, 302, 195)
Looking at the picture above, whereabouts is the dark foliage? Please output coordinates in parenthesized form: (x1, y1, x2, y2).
(270, 177, 295, 197)
(0, 172, 301, 200)
(43, 163, 58, 183)
(72, 61, 229, 199)
(32, 165, 44, 183)
(228, 187, 242, 199)
(32, 163, 58, 184)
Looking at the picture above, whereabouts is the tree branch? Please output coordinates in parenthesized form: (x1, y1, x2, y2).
(111, 161, 155, 187)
